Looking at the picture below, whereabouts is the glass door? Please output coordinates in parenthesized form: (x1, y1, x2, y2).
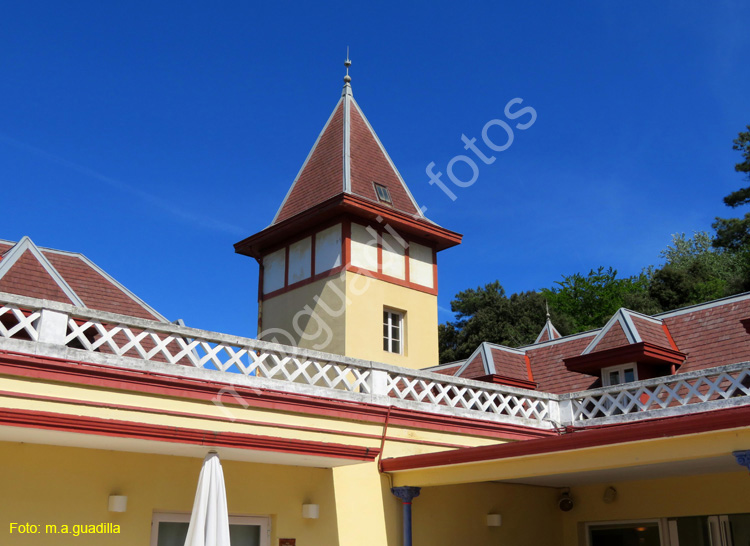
(588, 521, 662, 546)
(668, 513, 750, 546)
(151, 513, 270, 546)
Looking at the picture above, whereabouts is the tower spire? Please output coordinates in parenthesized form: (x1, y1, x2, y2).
(342, 47, 352, 96)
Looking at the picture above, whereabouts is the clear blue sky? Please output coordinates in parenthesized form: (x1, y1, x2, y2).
(2, 1, 749, 336)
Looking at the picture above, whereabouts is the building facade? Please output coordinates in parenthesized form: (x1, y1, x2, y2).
(1, 72, 749, 546)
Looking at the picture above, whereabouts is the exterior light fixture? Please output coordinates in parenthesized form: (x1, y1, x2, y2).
(486, 514, 502, 527)
(302, 504, 319, 519)
(108, 495, 127, 513)
(558, 489, 574, 512)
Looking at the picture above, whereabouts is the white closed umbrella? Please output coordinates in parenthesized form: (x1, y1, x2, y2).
(184, 451, 231, 546)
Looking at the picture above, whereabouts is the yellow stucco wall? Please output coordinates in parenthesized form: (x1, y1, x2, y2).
(260, 274, 347, 355)
(561, 470, 750, 546)
(344, 271, 438, 369)
(412, 481, 561, 546)
(0, 442, 340, 546)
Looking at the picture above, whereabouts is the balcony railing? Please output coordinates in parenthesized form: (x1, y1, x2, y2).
(1, 292, 749, 428)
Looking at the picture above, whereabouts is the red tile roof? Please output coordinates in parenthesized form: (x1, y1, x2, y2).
(488, 347, 531, 382)
(0, 249, 74, 305)
(272, 88, 422, 225)
(590, 320, 630, 353)
(0, 238, 165, 321)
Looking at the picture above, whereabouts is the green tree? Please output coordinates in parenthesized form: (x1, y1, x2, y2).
(649, 232, 749, 310)
(713, 126, 750, 250)
(541, 267, 657, 333)
(438, 282, 571, 363)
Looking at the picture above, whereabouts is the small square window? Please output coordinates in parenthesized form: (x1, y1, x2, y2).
(374, 183, 392, 204)
(383, 309, 403, 354)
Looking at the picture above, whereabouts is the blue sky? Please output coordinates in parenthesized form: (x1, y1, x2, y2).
(2, 1, 749, 336)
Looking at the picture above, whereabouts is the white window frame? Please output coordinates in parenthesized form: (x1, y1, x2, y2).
(601, 363, 638, 387)
(383, 309, 404, 354)
(150, 512, 270, 546)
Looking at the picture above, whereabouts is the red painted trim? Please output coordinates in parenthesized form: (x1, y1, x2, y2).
(342, 219, 351, 267)
(524, 354, 534, 382)
(234, 195, 462, 259)
(662, 324, 679, 351)
(0, 389, 470, 450)
(564, 342, 686, 375)
(0, 350, 553, 441)
(0, 407, 379, 461)
(343, 264, 438, 296)
(262, 265, 345, 301)
(381, 404, 750, 472)
(475, 374, 537, 390)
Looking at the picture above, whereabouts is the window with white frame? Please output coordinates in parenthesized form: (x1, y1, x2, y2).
(383, 309, 403, 354)
(150, 513, 270, 546)
(602, 364, 638, 386)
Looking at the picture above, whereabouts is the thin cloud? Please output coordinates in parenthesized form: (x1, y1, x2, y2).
(0, 132, 246, 236)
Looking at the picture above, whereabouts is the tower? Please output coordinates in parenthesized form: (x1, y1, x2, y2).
(234, 59, 461, 369)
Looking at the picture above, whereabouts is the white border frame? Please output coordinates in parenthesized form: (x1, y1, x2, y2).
(150, 512, 270, 546)
(383, 308, 404, 355)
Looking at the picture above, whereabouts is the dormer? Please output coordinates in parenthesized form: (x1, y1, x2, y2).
(563, 309, 686, 384)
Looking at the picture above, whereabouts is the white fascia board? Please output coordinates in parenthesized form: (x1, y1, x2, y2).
(655, 291, 750, 318)
(0, 237, 86, 307)
(481, 342, 496, 374)
(520, 329, 599, 351)
(38, 246, 169, 323)
(454, 345, 485, 377)
(342, 91, 352, 193)
(349, 97, 425, 218)
(581, 309, 638, 355)
(271, 97, 344, 225)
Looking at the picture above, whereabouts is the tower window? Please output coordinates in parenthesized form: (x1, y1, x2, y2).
(374, 183, 392, 204)
(383, 310, 403, 354)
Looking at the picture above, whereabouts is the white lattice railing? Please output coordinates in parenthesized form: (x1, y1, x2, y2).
(562, 362, 750, 423)
(0, 293, 554, 427)
(2, 292, 750, 428)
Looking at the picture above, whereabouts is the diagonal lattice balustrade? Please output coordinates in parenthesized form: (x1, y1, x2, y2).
(567, 364, 750, 421)
(2, 292, 750, 428)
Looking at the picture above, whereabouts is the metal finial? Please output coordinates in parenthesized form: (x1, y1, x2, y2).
(545, 300, 550, 320)
(344, 47, 352, 84)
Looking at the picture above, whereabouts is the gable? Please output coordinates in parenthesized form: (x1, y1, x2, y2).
(0, 249, 75, 305)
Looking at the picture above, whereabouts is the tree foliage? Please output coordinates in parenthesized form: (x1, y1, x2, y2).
(437, 126, 750, 363)
(713, 126, 750, 250)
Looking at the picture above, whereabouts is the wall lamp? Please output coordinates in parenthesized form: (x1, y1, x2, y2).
(302, 504, 319, 519)
(108, 495, 127, 513)
(486, 514, 502, 527)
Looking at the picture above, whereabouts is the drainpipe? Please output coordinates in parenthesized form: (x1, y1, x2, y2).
(391, 486, 421, 546)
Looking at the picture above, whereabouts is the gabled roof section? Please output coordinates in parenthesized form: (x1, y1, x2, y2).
(0, 237, 167, 322)
(534, 317, 562, 344)
(455, 342, 536, 389)
(272, 82, 424, 225)
(0, 237, 84, 306)
(581, 309, 672, 355)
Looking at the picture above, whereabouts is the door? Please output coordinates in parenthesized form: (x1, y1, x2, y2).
(151, 513, 270, 546)
(668, 513, 750, 546)
(588, 520, 663, 546)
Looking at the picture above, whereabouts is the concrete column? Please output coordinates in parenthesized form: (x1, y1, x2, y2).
(36, 309, 68, 345)
(391, 486, 421, 546)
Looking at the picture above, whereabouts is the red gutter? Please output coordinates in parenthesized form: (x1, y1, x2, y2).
(1, 407, 379, 461)
(380, 404, 750, 472)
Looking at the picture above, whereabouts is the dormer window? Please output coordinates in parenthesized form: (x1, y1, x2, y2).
(374, 183, 392, 204)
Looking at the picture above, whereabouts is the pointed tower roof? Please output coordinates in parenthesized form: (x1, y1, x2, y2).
(235, 60, 461, 259)
(534, 304, 562, 344)
(272, 64, 424, 224)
